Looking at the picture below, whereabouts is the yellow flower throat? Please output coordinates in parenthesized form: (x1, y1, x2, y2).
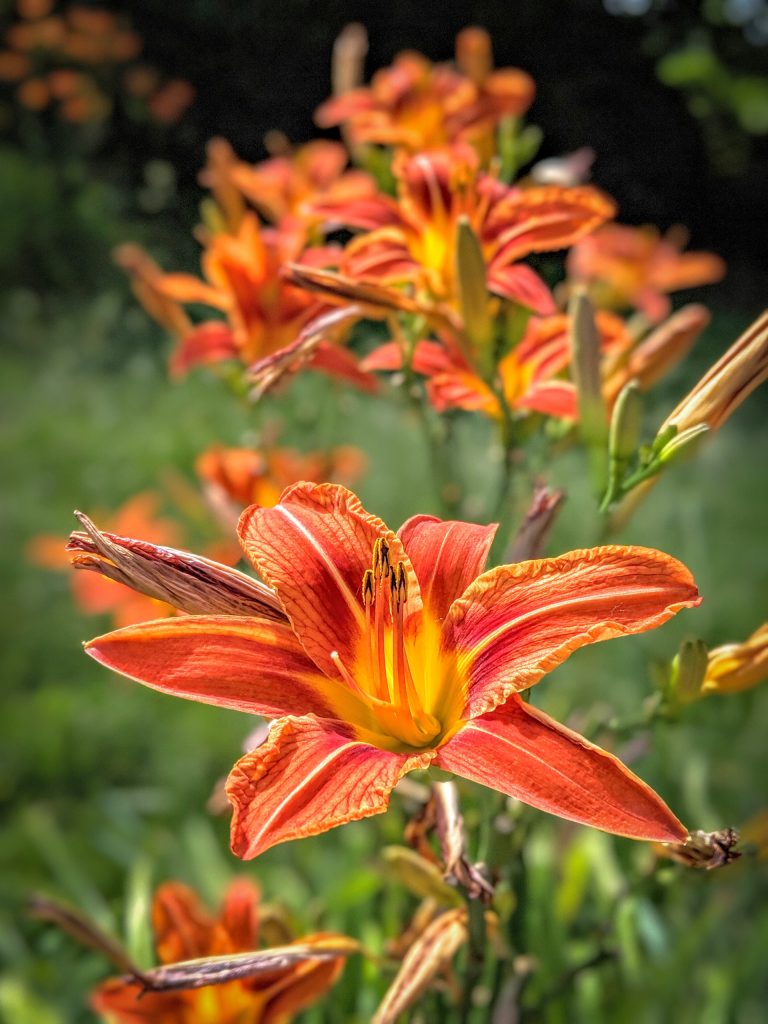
(330, 538, 444, 750)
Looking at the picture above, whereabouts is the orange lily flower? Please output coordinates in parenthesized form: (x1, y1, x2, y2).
(30, 492, 180, 627)
(567, 223, 725, 323)
(311, 146, 615, 317)
(196, 443, 366, 523)
(83, 483, 700, 858)
(211, 136, 377, 232)
(315, 27, 535, 158)
(116, 218, 368, 386)
(147, 213, 327, 366)
(701, 623, 768, 696)
(91, 878, 350, 1023)
(362, 311, 628, 419)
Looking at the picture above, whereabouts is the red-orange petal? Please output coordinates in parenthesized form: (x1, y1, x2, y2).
(227, 715, 432, 859)
(514, 379, 579, 419)
(85, 615, 350, 720)
(398, 515, 497, 624)
(488, 185, 616, 266)
(155, 273, 229, 308)
(435, 696, 687, 841)
(486, 263, 556, 314)
(217, 877, 261, 952)
(170, 321, 239, 377)
(152, 882, 214, 964)
(237, 483, 421, 679)
(307, 339, 380, 393)
(261, 948, 347, 1024)
(91, 979, 184, 1022)
(443, 545, 701, 719)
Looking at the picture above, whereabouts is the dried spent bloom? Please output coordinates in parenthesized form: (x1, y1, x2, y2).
(88, 879, 352, 1023)
(656, 309, 768, 435)
(81, 483, 700, 858)
(30, 493, 181, 627)
(567, 223, 725, 324)
(373, 907, 470, 1024)
(656, 829, 741, 870)
(316, 26, 535, 158)
(701, 623, 768, 696)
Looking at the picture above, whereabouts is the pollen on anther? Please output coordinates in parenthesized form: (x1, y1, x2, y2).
(362, 568, 375, 605)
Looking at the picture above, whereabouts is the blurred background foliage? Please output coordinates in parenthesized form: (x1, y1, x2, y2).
(1, 0, 767, 1021)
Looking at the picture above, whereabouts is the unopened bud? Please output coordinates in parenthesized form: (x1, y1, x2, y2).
(456, 216, 493, 371)
(609, 380, 643, 465)
(569, 288, 608, 490)
(658, 309, 768, 435)
(656, 423, 710, 466)
(668, 637, 709, 706)
(381, 846, 463, 907)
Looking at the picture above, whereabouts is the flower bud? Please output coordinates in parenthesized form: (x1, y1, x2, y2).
(569, 288, 608, 489)
(609, 380, 643, 466)
(456, 216, 493, 371)
(657, 310, 768, 435)
(668, 637, 709, 706)
(701, 623, 768, 695)
(656, 423, 710, 466)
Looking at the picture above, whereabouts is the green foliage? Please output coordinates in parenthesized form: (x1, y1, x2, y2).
(1, 290, 767, 1021)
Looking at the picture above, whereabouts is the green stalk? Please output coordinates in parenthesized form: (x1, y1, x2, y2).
(459, 897, 488, 1024)
(488, 391, 519, 565)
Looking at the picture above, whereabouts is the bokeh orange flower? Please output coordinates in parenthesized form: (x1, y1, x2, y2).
(567, 223, 725, 323)
(310, 145, 615, 319)
(316, 27, 534, 159)
(91, 879, 350, 1024)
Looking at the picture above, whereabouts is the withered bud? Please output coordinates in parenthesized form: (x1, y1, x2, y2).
(508, 485, 565, 563)
(68, 511, 286, 621)
(657, 828, 741, 870)
(433, 781, 494, 903)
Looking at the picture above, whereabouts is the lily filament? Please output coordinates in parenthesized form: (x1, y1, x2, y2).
(330, 538, 442, 749)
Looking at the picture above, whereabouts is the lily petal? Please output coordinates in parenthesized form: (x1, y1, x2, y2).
(85, 615, 356, 720)
(443, 545, 700, 719)
(91, 980, 185, 1021)
(261, 948, 347, 1024)
(486, 263, 556, 314)
(238, 483, 421, 678)
(228, 715, 433, 859)
(170, 321, 239, 377)
(153, 883, 213, 964)
(435, 696, 687, 841)
(488, 185, 616, 265)
(398, 515, 497, 623)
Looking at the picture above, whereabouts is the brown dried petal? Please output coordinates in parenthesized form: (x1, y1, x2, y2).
(247, 304, 364, 400)
(433, 782, 494, 903)
(657, 828, 741, 870)
(372, 909, 468, 1024)
(68, 511, 285, 621)
(507, 485, 565, 564)
(138, 938, 358, 992)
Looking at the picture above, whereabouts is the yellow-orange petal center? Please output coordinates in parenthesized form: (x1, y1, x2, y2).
(328, 539, 457, 751)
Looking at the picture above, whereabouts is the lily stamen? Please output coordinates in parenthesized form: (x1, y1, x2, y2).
(372, 540, 391, 701)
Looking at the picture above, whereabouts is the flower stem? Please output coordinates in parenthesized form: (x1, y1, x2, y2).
(489, 392, 520, 565)
(459, 896, 487, 1024)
